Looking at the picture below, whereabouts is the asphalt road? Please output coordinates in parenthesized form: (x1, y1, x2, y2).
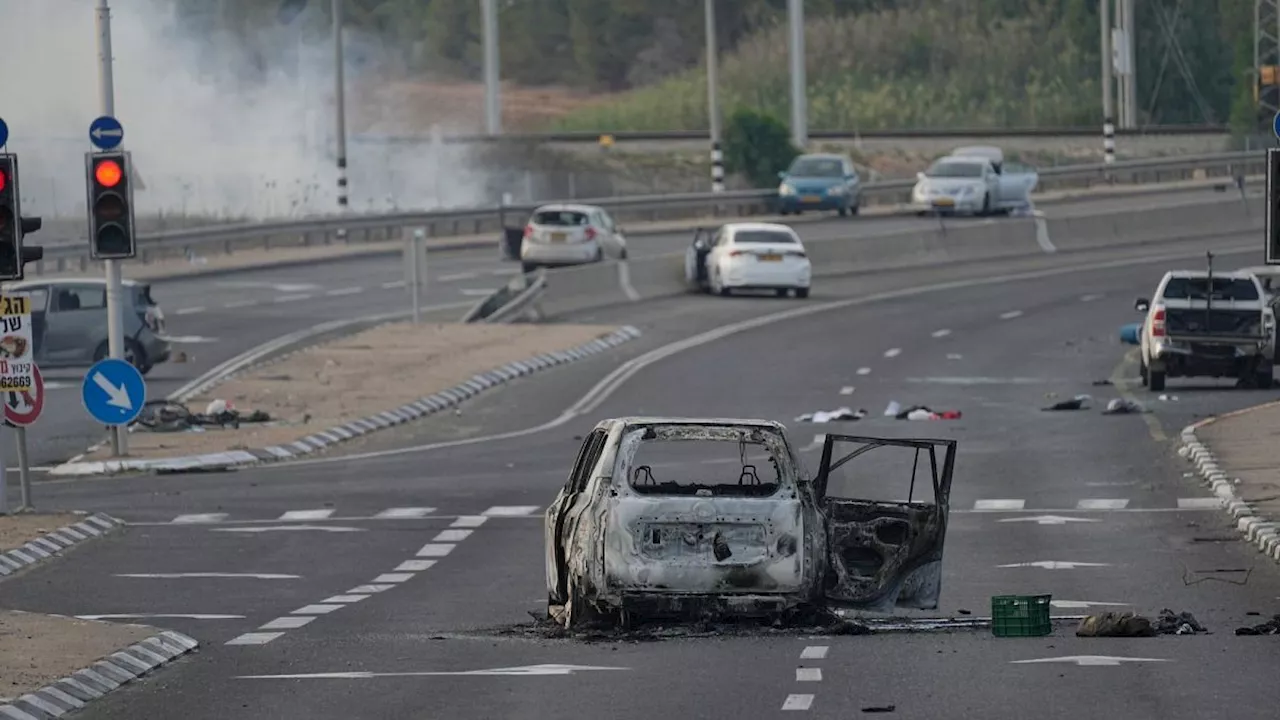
(24, 186, 1245, 468)
(5, 222, 1280, 718)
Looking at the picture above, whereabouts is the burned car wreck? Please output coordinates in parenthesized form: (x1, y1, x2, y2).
(544, 417, 956, 627)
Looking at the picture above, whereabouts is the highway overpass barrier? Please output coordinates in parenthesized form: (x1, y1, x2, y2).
(27, 151, 1264, 278)
(520, 191, 1264, 321)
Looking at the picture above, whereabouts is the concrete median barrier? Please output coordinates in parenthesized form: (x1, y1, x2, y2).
(526, 192, 1264, 321)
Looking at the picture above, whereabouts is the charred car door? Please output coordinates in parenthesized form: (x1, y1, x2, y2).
(812, 434, 957, 613)
(545, 428, 609, 607)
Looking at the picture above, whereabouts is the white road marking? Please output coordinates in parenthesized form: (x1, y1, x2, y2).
(1178, 497, 1224, 509)
(947, 353, 963, 360)
(974, 499, 1026, 511)
(1050, 601, 1130, 609)
(278, 509, 335, 521)
(1076, 499, 1130, 510)
(800, 646, 828, 660)
(782, 694, 814, 711)
(373, 573, 416, 583)
(275, 294, 312, 303)
(931, 329, 951, 338)
(395, 560, 436, 572)
(997, 561, 1112, 570)
(1080, 294, 1103, 302)
(114, 573, 300, 579)
(226, 632, 284, 646)
(883, 348, 902, 358)
(382, 281, 405, 289)
(43, 381, 71, 390)
(1032, 210, 1056, 253)
(348, 584, 395, 594)
(326, 287, 364, 296)
(175, 307, 205, 315)
(211, 525, 366, 533)
(437, 272, 479, 282)
(1011, 655, 1169, 667)
(460, 288, 495, 296)
(237, 664, 630, 680)
(76, 614, 243, 620)
(416, 544, 455, 558)
(450, 515, 488, 528)
(292, 604, 344, 615)
(838, 386, 854, 395)
(374, 507, 436, 519)
(483, 506, 541, 516)
(432, 529, 472, 542)
(855, 367, 871, 375)
(999, 310, 1024, 319)
(223, 300, 255, 309)
(322, 595, 370, 604)
(795, 668, 822, 682)
(217, 281, 319, 293)
(259, 616, 316, 630)
(997, 515, 1100, 525)
(163, 335, 219, 344)
(171, 513, 228, 524)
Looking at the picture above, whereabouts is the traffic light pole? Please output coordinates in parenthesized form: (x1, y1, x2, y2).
(97, 0, 127, 457)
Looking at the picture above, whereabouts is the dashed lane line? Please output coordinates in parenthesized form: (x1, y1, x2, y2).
(783, 644, 826, 710)
(326, 287, 364, 297)
(175, 307, 205, 315)
(856, 367, 871, 375)
(883, 348, 902, 358)
(931, 329, 951, 338)
(999, 310, 1024, 319)
(136, 506, 532, 527)
(274, 294, 313, 303)
(437, 272, 479, 282)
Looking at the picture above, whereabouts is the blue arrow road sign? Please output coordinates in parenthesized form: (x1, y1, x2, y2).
(0, 117, 8, 148)
(82, 358, 146, 426)
(88, 116, 124, 150)
(1273, 111, 1280, 141)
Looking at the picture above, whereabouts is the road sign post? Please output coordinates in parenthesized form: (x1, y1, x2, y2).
(1267, 148, 1280, 266)
(404, 228, 427, 323)
(82, 358, 146, 430)
(6, 363, 45, 511)
(0, 291, 30, 515)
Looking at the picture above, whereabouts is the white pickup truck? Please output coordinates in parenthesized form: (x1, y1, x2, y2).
(1136, 268, 1277, 391)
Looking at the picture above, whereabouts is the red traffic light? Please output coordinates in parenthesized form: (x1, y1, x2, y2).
(95, 160, 123, 188)
(0, 168, 6, 192)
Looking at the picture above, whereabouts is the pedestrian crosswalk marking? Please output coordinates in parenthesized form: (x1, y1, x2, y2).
(974, 499, 1026, 511)
(482, 506, 541, 516)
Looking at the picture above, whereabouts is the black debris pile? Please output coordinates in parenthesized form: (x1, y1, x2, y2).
(1235, 614, 1280, 636)
(1075, 611, 1156, 637)
(502, 605, 871, 644)
(133, 399, 271, 433)
(1043, 394, 1091, 411)
(1154, 609, 1207, 635)
(795, 407, 868, 423)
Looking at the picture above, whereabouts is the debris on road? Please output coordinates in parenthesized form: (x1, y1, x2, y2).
(884, 401, 961, 420)
(1235, 614, 1280, 635)
(862, 705, 897, 713)
(1101, 398, 1148, 415)
(1043, 394, 1091, 411)
(795, 407, 868, 423)
(1154, 609, 1207, 635)
(501, 604, 871, 644)
(134, 399, 271, 433)
(1075, 611, 1156, 637)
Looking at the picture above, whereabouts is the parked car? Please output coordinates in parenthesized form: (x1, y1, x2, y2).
(5, 277, 171, 375)
(910, 146, 1038, 216)
(1240, 265, 1280, 364)
(1135, 266, 1276, 390)
(776, 153, 862, 217)
(519, 203, 628, 274)
(544, 416, 957, 627)
(684, 222, 811, 298)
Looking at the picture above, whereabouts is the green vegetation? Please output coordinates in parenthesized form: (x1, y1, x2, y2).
(722, 109, 798, 188)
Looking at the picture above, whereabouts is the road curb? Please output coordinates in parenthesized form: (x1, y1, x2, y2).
(1178, 402, 1280, 565)
(0, 626, 198, 719)
(48, 326, 643, 477)
(0, 513, 124, 579)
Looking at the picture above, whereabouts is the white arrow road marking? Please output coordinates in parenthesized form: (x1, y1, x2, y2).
(92, 372, 132, 410)
(1050, 601, 1131, 609)
(77, 614, 243, 620)
(997, 515, 1101, 525)
(237, 664, 631, 680)
(211, 525, 366, 533)
(114, 573, 300, 579)
(1011, 655, 1169, 667)
(998, 561, 1112, 570)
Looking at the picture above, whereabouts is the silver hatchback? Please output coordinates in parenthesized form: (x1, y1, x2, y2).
(5, 278, 171, 375)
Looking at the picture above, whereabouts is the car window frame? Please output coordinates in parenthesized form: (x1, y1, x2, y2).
(51, 284, 107, 313)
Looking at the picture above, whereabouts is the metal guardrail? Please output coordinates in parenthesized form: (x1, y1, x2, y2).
(30, 150, 1264, 277)
(369, 124, 1231, 145)
(461, 271, 548, 323)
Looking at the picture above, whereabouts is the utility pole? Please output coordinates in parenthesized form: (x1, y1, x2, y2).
(1122, 0, 1137, 127)
(96, 0, 127, 456)
(787, 0, 807, 149)
(1100, 0, 1115, 165)
(481, 0, 502, 135)
(333, 0, 348, 212)
(705, 0, 723, 193)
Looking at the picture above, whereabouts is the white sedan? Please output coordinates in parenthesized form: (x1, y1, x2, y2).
(685, 222, 811, 298)
(910, 148, 1038, 216)
(520, 203, 628, 274)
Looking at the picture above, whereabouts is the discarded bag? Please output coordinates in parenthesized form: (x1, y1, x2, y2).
(795, 407, 868, 423)
(1102, 398, 1147, 415)
(1076, 611, 1156, 637)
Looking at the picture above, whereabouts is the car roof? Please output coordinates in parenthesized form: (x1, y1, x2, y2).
(605, 416, 788, 431)
(723, 222, 798, 235)
(795, 153, 847, 161)
(1165, 269, 1258, 280)
(532, 203, 600, 214)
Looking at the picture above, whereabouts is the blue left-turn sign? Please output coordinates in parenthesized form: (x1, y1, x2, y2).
(0, 117, 9, 148)
(1273, 111, 1280, 141)
(89, 116, 124, 150)
(82, 358, 146, 426)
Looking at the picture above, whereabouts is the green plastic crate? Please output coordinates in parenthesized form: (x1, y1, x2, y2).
(991, 594, 1052, 637)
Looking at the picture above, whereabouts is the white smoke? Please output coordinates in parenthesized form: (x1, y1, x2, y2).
(0, 0, 492, 224)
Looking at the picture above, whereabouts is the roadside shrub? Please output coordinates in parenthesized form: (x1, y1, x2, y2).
(722, 108, 799, 188)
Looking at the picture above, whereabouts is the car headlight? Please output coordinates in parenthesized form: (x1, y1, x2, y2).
(779, 183, 795, 196)
(826, 185, 846, 195)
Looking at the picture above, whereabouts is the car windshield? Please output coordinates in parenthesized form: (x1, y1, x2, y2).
(533, 210, 589, 227)
(623, 426, 788, 498)
(788, 157, 843, 177)
(926, 161, 984, 178)
(1162, 277, 1259, 301)
(735, 230, 797, 244)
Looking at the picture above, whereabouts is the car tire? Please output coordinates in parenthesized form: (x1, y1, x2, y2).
(796, 287, 810, 299)
(980, 193, 991, 216)
(594, 247, 604, 263)
(1148, 369, 1166, 392)
(94, 338, 148, 374)
(1140, 358, 1149, 386)
(1256, 367, 1275, 389)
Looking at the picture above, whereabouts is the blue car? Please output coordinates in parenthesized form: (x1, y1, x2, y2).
(776, 153, 863, 217)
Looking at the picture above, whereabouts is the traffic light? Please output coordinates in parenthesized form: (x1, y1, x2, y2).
(85, 151, 136, 260)
(0, 154, 42, 281)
